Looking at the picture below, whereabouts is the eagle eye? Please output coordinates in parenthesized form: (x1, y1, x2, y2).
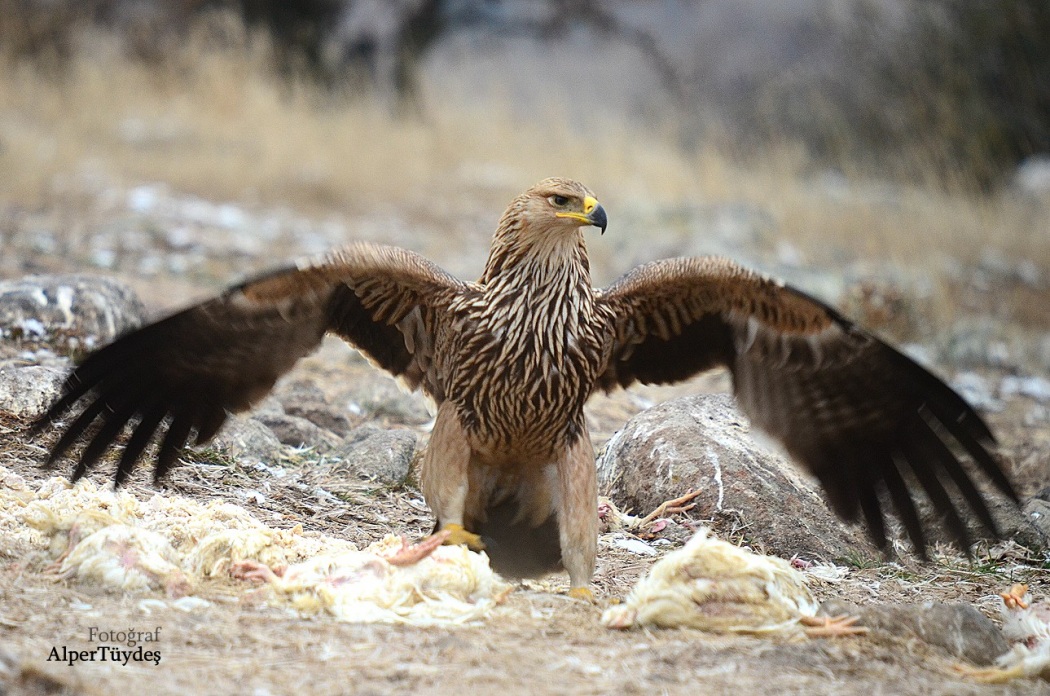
(550, 195, 570, 207)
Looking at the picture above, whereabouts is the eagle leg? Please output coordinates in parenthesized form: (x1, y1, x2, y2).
(557, 429, 598, 599)
(420, 403, 486, 551)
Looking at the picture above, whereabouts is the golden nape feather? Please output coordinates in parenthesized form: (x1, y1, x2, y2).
(601, 528, 864, 639)
(34, 177, 1019, 598)
(0, 467, 509, 625)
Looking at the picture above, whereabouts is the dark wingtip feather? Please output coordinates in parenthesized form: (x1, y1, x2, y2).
(30, 377, 92, 437)
(193, 407, 227, 446)
(68, 410, 135, 483)
(952, 426, 1019, 504)
(43, 397, 109, 467)
(914, 415, 1001, 539)
(881, 452, 930, 560)
(153, 409, 195, 483)
(113, 402, 169, 487)
(900, 439, 974, 555)
(855, 465, 888, 551)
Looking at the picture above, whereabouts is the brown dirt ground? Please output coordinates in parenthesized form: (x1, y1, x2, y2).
(1, 160, 1049, 694)
(1, 345, 1049, 696)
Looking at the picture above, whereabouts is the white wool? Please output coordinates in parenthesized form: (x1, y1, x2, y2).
(0, 467, 508, 626)
(602, 527, 820, 637)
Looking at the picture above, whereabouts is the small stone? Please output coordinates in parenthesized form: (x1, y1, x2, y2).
(325, 426, 417, 485)
(0, 364, 66, 418)
(252, 412, 342, 452)
(209, 416, 285, 466)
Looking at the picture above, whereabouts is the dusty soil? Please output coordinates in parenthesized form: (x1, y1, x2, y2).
(2, 190, 1049, 696)
(2, 357, 1049, 696)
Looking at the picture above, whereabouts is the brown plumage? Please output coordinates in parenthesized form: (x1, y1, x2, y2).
(33, 177, 1018, 598)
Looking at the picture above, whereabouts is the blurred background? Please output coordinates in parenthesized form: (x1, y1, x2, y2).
(0, 0, 1047, 362)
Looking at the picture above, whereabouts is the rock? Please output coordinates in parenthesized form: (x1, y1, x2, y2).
(939, 317, 1012, 369)
(1013, 155, 1050, 197)
(272, 379, 354, 435)
(324, 426, 418, 485)
(0, 364, 66, 418)
(286, 401, 355, 436)
(819, 600, 1009, 665)
(1019, 498, 1050, 547)
(252, 412, 343, 452)
(951, 371, 1004, 412)
(596, 393, 878, 561)
(0, 275, 145, 351)
(346, 376, 432, 426)
(1001, 374, 1050, 403)
(209, 415, 285, 466)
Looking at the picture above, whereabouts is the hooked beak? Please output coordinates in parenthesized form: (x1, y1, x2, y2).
(557, 195, 608, 234)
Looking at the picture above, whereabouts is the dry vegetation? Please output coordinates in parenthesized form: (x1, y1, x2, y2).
(2, 25, 1048, 345)
(1, 14, 1050, 696)
(1, 21, 1047, 272)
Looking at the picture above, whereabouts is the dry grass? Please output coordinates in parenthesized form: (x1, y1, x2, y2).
(0, 25, 1047, 303)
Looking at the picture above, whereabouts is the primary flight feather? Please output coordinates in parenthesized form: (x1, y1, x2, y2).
(34, 178, 1018, 598)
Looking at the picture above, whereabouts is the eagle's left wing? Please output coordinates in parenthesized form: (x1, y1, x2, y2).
(594, 256, 1018, 556)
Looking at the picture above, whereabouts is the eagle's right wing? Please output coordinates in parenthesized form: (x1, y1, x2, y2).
(34, 242, 470, 484)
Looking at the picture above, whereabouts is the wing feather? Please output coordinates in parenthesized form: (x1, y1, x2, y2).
(596, 256, 1017, 555)
(34, 242, 467, 484)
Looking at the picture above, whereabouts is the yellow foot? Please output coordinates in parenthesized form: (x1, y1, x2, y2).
(568, 587, 596, 603)
(800, 614, 869, 638)
(441, 523, 486, 551)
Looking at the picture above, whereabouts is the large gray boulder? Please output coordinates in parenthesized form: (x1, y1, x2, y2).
(596, 393, 878, 561)
(0, 275, 145, 350)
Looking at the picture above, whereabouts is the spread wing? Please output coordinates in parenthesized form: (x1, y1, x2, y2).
(595, 256, 1018, 556)
(34, 242, 470, 485)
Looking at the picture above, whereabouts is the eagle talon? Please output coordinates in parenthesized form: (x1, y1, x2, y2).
(441, 523, 486, 551)
(568, 587, 596, 603)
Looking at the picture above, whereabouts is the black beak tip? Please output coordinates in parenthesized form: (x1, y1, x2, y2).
(588, 204, 608, 235)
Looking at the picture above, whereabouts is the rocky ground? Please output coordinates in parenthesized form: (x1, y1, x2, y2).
(1, 182, 1049, 695)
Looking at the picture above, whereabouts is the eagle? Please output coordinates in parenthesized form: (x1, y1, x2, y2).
(34, 178, 1018, 600)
